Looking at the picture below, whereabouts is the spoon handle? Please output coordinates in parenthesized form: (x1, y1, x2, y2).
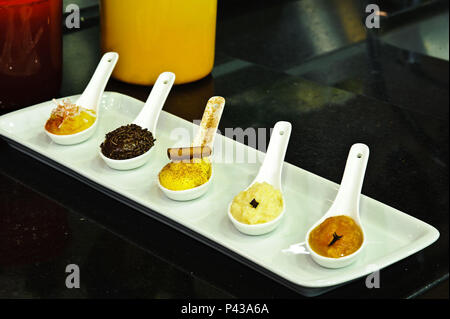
(332, 143, 370, 215)
(192, 96, 226, 149)
(255, 121, 292, 188)
(76, 52, 119, 110)
(133, 72, 176, 133)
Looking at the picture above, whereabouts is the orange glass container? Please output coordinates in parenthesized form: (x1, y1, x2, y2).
(100, 0, 217, 85)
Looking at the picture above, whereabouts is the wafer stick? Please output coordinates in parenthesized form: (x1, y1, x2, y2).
(167, 146, 212, 161)
(192, 96, 225, 148)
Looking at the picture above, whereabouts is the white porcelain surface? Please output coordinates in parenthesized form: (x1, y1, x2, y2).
(157, 96, 225, 201)
(227, 121, 291, 236)
(305, 144, 369, 269)
(0, 92, 440, 288)
(45, 52, 118, 145)
(100, 72, 175, 170)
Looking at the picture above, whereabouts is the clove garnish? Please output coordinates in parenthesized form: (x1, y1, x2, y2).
(328, 232, 343, 246)
(250, 199, 259, 208)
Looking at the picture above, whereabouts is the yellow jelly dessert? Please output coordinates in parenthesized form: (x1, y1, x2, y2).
(45, 99, 96, 135)
(308, 215, 364, 258)
(159, 158, 212, 191)
(230, 182, 283, 225)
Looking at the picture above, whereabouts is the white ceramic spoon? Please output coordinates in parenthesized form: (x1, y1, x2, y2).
(227, 121, 292, 235)
(305, 143, 369, 268)
(157, 96, 225, 201)
(45, 52, 119, 145)
(100, 72, 175, 170)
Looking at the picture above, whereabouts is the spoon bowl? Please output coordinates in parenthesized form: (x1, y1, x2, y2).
(157, 96, 225, 201)
(45, 52, 119, 145)
(100, 72, 175, 170)
(227, 200, 286, 236)
(305, 224, 366, 269)
(305, 143, 369, 268)
(99, 145, 155, 171)
(227, 121, 291, 236)
(45, 119, 98, 145)
(158, 164, 214, 201)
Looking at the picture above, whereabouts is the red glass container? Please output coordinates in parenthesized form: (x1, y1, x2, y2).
(0, 0, 62, 112)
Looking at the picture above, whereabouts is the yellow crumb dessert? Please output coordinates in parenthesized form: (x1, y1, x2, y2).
(230, 182, 283, 225)
(159, 158, 212, 191)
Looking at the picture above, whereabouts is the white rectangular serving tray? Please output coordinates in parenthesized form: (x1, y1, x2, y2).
(0, 92, 439, 295)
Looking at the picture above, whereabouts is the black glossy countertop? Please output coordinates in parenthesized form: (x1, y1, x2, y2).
(0, 0, 448, 299)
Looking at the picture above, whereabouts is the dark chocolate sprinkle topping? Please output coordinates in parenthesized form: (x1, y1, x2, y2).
(100, 124, 155, 160)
